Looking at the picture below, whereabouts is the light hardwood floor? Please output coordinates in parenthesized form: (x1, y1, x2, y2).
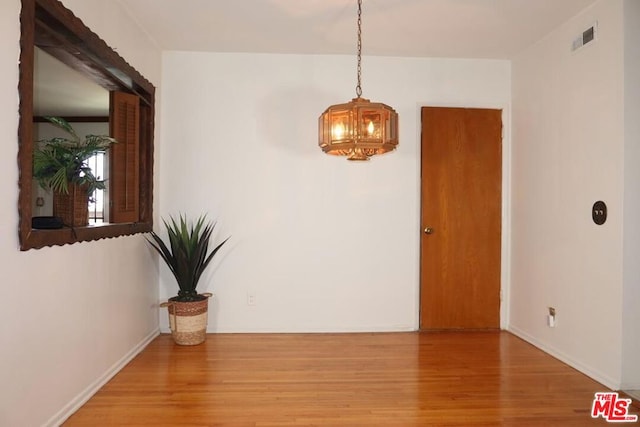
(65, 332, 635, 426)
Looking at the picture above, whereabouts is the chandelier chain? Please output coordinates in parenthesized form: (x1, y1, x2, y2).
(356, 0, 362, 98)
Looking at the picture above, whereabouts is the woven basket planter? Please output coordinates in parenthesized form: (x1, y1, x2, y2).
(161, 293, 212, 345)
(53, 183, 89, 227)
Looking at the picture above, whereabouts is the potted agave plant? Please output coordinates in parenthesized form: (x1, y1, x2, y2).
(147, 214, 229, 345)
(33, 116, 116, 227)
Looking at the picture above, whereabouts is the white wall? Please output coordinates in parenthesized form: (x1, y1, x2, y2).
(622, 0, 640, 390)
(159, 52, 510, 333)
(0, 1, 161, 426)
(511, 0, 625, 389)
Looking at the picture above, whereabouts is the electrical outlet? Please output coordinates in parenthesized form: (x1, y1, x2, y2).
(548, 307, 556, 328)
(247, 292, 256, 306)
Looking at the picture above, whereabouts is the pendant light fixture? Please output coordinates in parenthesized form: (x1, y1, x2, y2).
(318, 0, 399, 161)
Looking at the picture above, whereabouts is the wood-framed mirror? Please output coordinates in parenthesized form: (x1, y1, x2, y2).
(18, 0, 155, 250)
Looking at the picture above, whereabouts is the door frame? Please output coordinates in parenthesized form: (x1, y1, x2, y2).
(415, 103, 511, 330)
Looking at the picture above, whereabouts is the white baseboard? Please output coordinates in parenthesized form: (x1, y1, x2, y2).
(620, 381, 640, 390)
(206, 325, 418, 333)
(44, 328, 160, 427)
(508, 325, 620, 391)
(161, 325, 418, 334)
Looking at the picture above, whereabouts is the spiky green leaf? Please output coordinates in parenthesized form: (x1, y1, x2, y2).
(146, 214, 229, 301)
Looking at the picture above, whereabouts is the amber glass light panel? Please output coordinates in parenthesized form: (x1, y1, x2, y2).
(361, 111, 381, 139)
(331, 111, 351, 141)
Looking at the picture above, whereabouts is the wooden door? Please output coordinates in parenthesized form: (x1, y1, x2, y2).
(420, 107, 502, 330)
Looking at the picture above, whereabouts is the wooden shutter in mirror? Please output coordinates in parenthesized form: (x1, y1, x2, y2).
(110, 91, 140, 223)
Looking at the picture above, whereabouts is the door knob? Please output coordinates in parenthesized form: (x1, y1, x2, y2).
(424, 227, 434, 235)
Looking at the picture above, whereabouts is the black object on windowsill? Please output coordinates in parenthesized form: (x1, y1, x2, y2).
(32, 216, 64, 229)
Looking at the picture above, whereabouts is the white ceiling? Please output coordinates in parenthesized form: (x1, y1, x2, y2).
(120, 0, 598, 59)
(36, 0, 599, 116)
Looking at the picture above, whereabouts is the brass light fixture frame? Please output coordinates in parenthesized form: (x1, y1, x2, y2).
(318, 0, 399, 161)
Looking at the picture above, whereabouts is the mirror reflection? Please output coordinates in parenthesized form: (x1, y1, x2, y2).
(32, 47, 111, 225)
(19, 0, 155, 250)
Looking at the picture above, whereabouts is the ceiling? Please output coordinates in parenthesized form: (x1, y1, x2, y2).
(119, 0, 598, 59)
(36, 0, 599, 116)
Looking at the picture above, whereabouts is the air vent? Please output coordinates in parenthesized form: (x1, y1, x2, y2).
(572, 22, 598, 52)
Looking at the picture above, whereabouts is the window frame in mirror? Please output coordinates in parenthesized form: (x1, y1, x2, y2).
(18, 0, 155, 250)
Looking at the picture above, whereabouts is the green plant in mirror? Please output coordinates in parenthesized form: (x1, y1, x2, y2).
(146, 215, 230, 302)
(33, 116, 116, 196)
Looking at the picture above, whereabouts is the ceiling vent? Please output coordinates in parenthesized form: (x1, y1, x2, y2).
(572, 22, 597, 52)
